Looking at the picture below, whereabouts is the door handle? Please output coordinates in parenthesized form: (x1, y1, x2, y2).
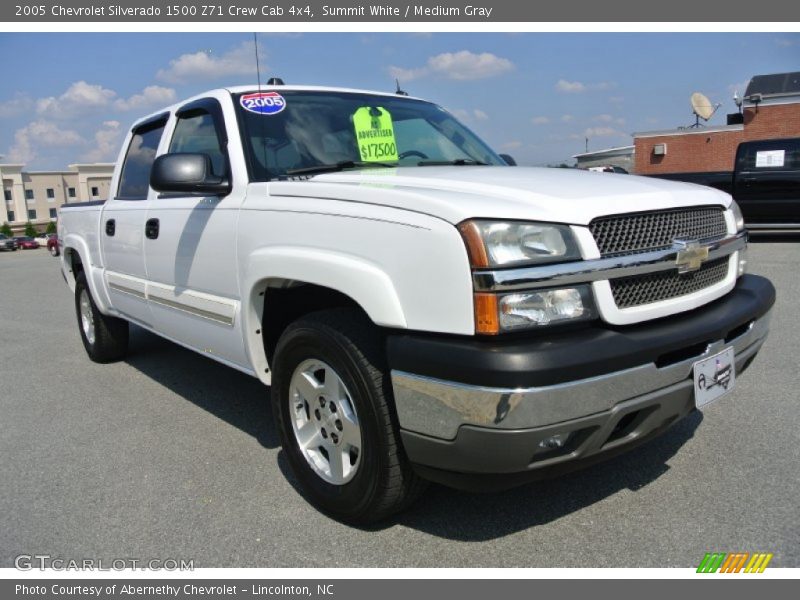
(105, 219, 116, 236)
(145, 218, 160, 240)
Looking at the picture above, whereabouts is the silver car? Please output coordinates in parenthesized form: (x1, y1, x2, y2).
(0, 234, 18, 251)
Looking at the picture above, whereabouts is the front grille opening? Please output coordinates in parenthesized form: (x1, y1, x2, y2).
(602, 406, 658, 448)
(655, 341, 710, 368)
(606, 411, 640, 443)
(725, 321, 753, 344)
(590, 206, 727, 257)
(611, 257, 729, 308)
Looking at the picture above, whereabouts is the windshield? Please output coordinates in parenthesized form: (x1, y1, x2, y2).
(235, 90, 505, 180)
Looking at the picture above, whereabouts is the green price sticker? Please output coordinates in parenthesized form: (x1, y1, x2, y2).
(353, 106, 399, 163)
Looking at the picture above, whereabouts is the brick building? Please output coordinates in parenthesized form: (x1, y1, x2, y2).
(633, 71, 800, 175)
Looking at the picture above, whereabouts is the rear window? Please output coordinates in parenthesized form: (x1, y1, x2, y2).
(737, 138, 800, 171)
(117, 118, 167, 199)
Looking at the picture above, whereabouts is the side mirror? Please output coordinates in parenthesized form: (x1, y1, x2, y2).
(150, 153, 231, 195)
(499, 153, 517, 166)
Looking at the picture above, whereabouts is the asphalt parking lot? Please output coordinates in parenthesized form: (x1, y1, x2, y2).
(1, 240, 798, 568)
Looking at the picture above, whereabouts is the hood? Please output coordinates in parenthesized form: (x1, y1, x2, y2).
(267, 166, 731, 225)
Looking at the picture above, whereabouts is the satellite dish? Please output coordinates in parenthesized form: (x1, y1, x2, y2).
(689, 92, 721, 127)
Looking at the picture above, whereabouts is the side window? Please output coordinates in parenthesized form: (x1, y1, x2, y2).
(117, 120, 167, 199)
(169, 111, 226, 177)
(739, 140, 800, 171)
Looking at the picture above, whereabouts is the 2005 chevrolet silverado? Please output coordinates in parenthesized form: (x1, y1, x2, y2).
(59, 85, 775, 523)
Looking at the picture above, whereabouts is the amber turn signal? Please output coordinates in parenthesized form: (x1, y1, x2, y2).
(458, 221, 490, 268)
(473, 293, 499, 335)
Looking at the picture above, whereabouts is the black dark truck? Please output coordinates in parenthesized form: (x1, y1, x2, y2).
(653, 137, 800, 230)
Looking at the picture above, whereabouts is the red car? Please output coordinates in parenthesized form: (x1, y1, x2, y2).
(13, 236, 40, 249)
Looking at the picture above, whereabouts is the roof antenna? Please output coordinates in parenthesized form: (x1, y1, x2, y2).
(252, 33, 271, 180)
(395, 78, 408, 96)
(253, 32, 264, 93)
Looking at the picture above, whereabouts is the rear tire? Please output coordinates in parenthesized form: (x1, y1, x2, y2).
(75, 273, 129, 363)
(271, 308, 426, 524)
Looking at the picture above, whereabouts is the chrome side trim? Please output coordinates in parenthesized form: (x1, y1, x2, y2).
(108, 282, 147, 300)
(473, 231, 747, 292)
(391, 308, 770, 440)
(105, 271, 236, 327)
(148, 295, 234, 326)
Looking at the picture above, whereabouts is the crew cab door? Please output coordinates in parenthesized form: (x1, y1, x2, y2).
(143, 96, 249, 369)
(733, 139, 800, 225)
(100, 114, 168, 326)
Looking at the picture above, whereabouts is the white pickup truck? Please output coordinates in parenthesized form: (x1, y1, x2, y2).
(59, 85, 775, 523)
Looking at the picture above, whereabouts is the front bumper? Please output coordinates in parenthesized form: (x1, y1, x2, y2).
(388, 274, 774, 489)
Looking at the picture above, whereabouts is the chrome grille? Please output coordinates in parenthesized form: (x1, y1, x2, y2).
(610, 258, 730, 308)
(590, 207, 727, 257)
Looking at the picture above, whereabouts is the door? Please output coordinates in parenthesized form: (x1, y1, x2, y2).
(143, 97, 249, 369)
(101, 115, 168, 326)
(734, 139, 800, 225)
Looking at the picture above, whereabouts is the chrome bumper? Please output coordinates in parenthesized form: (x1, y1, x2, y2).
(391, 308, 771, 440)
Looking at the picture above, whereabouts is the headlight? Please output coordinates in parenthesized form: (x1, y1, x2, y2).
(458, 220, 581, 267)
(730, 200, 745, 232)
(475, 285, 596, 334)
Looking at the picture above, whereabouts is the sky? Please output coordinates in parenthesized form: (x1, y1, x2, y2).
(0, 32, 798, 169)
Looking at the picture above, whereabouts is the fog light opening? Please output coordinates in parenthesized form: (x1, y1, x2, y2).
(537, 432, 572, 452)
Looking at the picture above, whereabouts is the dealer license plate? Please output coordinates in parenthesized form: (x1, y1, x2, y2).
(693, 347, 736, 409)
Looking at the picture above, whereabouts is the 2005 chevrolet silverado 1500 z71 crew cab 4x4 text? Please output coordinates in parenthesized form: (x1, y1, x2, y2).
(58, 85, 775, 523)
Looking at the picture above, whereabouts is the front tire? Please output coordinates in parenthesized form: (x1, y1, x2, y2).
(271, 308, 426, 524)
(75, 273, 129, 363)
(50, 245, 59, 257)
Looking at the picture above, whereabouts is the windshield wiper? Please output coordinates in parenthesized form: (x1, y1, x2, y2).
(286, 161, 397, 176)
(416, 159, 490, 166)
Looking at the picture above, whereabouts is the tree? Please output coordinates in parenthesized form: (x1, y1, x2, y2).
(24, 221, 37, 237)
(0, 222, 11, 236)
(45, 221, 57, 234)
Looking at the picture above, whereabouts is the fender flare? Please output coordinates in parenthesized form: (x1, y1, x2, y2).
(241, 246, 407, 383)
(62, 234, 113, 314)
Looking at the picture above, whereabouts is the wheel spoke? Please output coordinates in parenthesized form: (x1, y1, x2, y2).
(294, 420, 322, 450)
(339, 412, 360, 449)
(323, 367, 346, 401)
(328, 447, 345, 481)
(294, 370, 321, 403)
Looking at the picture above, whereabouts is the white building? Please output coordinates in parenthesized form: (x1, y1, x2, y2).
(1, 163, 114, 232)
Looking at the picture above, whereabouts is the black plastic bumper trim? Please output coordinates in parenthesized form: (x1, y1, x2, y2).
(387, 274, 774, 389)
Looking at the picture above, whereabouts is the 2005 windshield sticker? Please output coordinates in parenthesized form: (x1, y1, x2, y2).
(240, 91, 286, 115)
(353, 106, 399, 162)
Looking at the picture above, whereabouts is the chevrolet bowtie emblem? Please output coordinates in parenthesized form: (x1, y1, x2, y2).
(674, 239, 709, 273)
